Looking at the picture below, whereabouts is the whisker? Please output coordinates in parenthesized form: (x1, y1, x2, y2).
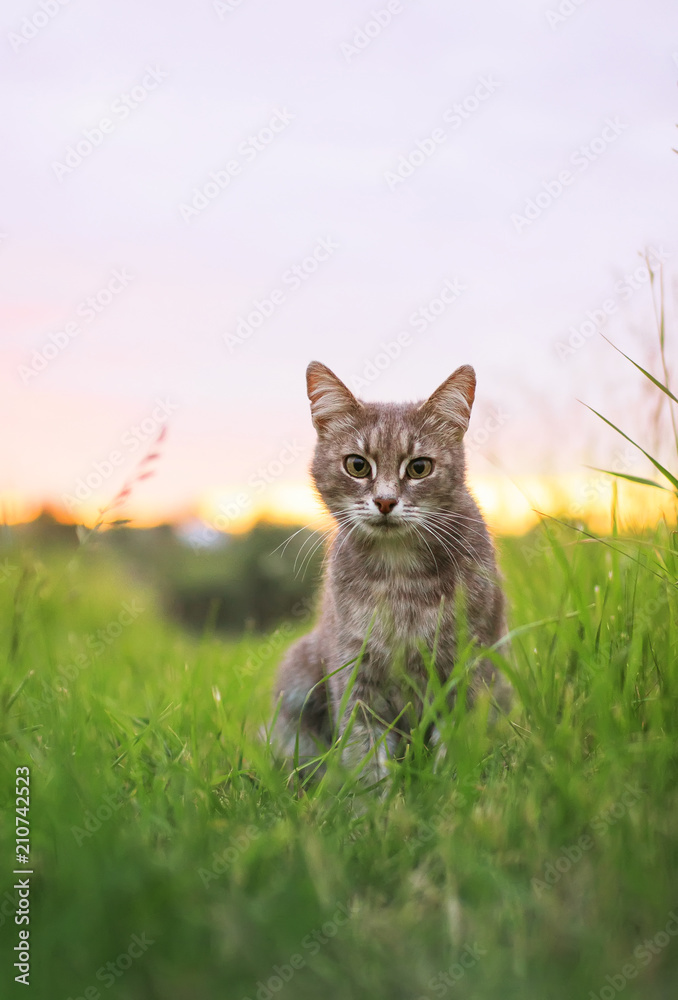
(332, 518, 361, 562)
(272, 515, 330, 557)
(296, 528, 336, 579)
(421, 507, 489, 529)
(418, 508, 489, 547)
(416, 510, 485, 571)
(418, 512, 477, 550)
(410, 522, 439, 575)
(418, 520, 462, 576)
(319, 515, 351, 566)
(293, 529, 326, 575)
(418, 511, 482, 544)
(274, 505, 355, 561)
(291, 510, 354, 574)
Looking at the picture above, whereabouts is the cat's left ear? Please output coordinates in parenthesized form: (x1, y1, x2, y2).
(306, 361, 361, 433)
(420, 365, 476, 437)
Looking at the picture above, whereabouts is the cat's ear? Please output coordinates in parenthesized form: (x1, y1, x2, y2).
(306, 361, 361, 433)
(420, 365, 476, 437)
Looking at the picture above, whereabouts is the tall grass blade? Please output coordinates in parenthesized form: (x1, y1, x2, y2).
(585, 467, 672, 492)
(581, 403, 678, 492)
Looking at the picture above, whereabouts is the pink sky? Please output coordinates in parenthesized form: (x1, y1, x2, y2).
(1, 0, 676, 528)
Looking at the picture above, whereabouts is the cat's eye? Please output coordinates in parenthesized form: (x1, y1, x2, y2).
(407, 457, 434, 479)
(344, 455, 371, 478)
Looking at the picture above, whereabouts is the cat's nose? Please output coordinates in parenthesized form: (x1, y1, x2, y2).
(373, 496, 398, 515)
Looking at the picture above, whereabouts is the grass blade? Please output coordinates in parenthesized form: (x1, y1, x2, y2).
(600, 334, 678, 406)
(585, 466, 672, 492)
(581, 403, 678, 492)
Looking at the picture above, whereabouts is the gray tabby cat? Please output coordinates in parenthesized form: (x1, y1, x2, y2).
(272, 361, 511, 785)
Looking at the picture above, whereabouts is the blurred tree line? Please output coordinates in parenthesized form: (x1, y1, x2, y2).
(1, 510, 324, 634)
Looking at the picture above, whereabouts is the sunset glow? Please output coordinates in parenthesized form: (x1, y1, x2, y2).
(1, 0, 675, 545)
(189, 474, 678, 537)
(4, 472, 673, 542)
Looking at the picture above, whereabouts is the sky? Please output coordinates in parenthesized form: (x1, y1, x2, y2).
(1, 0, 676, 534)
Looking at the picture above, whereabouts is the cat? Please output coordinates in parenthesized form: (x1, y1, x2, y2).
(271, 360, 512, 787)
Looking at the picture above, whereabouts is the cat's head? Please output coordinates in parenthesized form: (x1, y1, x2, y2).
(306, 361, 476, 537)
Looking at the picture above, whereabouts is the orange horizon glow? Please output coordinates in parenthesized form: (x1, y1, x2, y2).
(2, 473, 676, 539)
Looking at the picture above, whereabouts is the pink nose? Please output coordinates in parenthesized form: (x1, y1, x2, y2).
(374, 497, 397, 515)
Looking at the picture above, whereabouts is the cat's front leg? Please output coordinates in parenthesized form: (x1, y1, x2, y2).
(336, 684, 400, 794)
(429, 724, 450, 773)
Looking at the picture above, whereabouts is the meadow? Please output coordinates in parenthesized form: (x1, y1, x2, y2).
(0, 509, 677, 1000)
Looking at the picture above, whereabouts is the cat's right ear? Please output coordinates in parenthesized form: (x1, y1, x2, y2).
(306, 361, 361, 433)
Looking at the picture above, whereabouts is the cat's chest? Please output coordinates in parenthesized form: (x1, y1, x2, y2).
(338, 574, 448, 648)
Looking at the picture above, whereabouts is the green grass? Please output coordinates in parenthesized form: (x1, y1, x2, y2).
(1, 521, 678, 1000)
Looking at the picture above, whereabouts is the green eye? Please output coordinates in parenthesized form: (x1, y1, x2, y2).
(407, 458, 434, 479)
(344, 455, 371, 478)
